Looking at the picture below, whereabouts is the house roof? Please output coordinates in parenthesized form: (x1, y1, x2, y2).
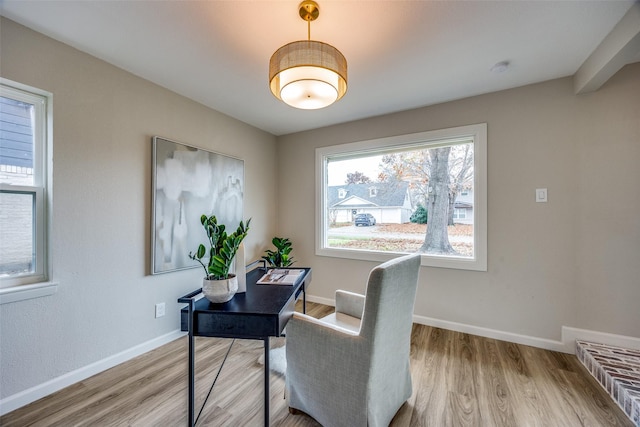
(454, 201, 473, 209)
(328, 182, 409, 208)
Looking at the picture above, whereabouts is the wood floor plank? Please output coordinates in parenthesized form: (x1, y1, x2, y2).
(496, 340, 552, 426)
(409, 325, 450, 426)
(390, 324, 431, 427)
(1, 302, 633, 427)
(557, 355, 634, 427)
(519, 344, 584, 426)
(445, 332, 480, 427)
(471, 334, 517, 427)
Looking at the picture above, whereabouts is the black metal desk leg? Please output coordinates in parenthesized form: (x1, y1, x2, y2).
(188, 300, 195, 427)
(263, 337, 270, 426)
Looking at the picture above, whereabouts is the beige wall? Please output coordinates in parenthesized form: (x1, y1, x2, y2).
(277, 62, 640, 343)
(0, 18, 277, 399)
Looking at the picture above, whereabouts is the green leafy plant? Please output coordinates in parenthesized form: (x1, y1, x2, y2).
(189, 215, 251, 280)
(261, 237, 295, 268)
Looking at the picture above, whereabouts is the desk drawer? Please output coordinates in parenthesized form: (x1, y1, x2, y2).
(181, 310, 278, 338)
(181, 303, 297, 338)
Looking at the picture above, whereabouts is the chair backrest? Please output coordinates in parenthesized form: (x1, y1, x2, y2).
(359, 253, 420, 340)
(359, 253, 421, 374)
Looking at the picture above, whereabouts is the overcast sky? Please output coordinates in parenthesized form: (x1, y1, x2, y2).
(327, 155, 383, 186)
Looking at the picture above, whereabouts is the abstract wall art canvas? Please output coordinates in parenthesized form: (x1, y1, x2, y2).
(151, 136, 244, 275)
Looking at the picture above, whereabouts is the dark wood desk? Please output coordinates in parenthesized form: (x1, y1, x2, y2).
(178, 264, 311, 426)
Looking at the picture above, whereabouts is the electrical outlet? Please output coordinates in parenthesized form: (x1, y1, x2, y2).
(155, 302, 165, 318)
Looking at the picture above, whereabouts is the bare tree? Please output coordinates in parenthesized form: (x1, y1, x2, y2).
(328, 208, 338, 225)
(345, 171, 372, 184)
(419, 147, 455, 254)
(380, 151, 430, 205)
(380, 144, 473, 254)
(447, 144, 474, 225)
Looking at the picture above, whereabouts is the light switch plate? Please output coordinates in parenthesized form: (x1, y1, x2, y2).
(536, 188, 548, 203)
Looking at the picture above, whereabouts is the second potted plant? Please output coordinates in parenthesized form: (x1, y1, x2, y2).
(261, 237, 295, 268)
(189, 214, 251, 303)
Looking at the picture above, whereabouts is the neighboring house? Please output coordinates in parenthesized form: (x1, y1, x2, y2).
(0, 96, 33, 183)
(453, 190, 474, 225)
(328, 182, 412, 224)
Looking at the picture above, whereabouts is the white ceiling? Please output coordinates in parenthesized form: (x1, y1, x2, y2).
(1, 1, 638, 136)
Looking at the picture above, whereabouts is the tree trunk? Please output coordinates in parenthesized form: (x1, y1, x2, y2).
(448, 191, 455, 226)
(420, 147, 456, 254)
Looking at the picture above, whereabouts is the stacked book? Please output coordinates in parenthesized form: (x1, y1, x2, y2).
(257, 269, 305, 285)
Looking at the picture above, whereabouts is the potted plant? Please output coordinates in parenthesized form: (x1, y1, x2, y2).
(261, 237, 295, 268)
(189, 214, 251, 303)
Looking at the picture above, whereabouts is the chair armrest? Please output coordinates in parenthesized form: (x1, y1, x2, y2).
(291, 312, 360, 336)
(335, 290, 365, 319)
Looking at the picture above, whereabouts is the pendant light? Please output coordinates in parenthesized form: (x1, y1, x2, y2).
(269, 1, 347, 109)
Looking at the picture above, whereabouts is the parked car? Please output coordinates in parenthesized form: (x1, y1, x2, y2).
(354, 213, 376, 226)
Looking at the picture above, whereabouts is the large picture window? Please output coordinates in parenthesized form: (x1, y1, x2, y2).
(316, 123, 487, 271)
(0, 80, 51, 288)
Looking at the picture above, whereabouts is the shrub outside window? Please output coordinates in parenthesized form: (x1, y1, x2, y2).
(316, 124, 487, 271)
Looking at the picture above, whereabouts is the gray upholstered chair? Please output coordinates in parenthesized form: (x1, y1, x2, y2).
(285, 253, 421, 427)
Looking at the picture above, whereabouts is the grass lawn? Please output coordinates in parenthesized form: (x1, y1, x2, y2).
(328, 223, 473, 256)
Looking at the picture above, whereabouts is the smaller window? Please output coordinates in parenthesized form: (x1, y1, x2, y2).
(369, 187, 377, 197)
(1, 80, 51, 289)
(338, 188, 347, 198)
(453, 208, 466, 219)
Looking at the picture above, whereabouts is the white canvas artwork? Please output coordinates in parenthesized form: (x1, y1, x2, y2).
(151, 136, 244, 275)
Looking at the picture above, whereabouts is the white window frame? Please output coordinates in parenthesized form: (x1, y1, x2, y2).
(0, 79, 54, 300)
(316, 123, 487, 271)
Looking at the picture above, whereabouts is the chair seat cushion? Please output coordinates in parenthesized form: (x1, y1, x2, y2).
(319, 312, 361, 334)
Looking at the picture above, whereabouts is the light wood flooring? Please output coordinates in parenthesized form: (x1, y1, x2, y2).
(1, 301, 633, 426)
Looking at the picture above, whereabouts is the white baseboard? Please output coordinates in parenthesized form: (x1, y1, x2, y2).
(306, 294, 335, 307)
(305, 294, 640, 355)
(0, 329, 185, 416)
(411, 314, 569, 353)
(561, 326, 640, 353)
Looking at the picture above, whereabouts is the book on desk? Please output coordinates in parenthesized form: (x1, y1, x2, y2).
(257, 268, 305, 285)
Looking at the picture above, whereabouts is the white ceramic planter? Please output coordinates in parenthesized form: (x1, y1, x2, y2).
(202, 275, 238, 303)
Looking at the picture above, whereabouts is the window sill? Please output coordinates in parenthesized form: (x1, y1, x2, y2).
(316, 247, 487, 271)
(0, 281, 58, 305)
